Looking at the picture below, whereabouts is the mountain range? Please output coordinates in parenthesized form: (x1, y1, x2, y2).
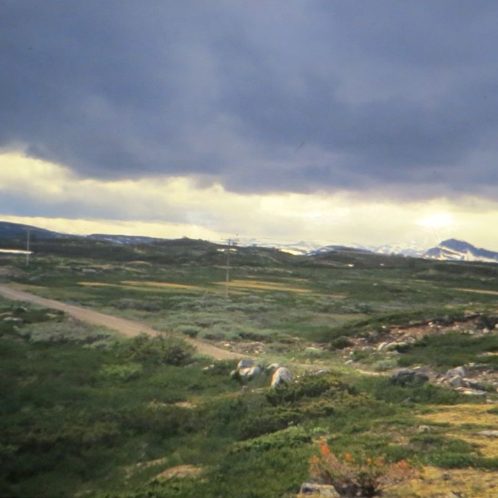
(1, 221, 497, 264)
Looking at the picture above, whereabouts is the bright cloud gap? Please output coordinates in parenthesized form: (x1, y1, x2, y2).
(2, 152, 498, 250)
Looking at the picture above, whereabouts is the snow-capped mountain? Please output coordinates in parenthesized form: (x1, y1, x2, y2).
(231, 238, 321, 255)
(88, 234, 162, 245)
(424, 239, 498, 263)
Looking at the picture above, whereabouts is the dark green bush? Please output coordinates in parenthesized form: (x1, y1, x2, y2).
(239, 407, 302, 439)
(117, 334, 195, 366)
(330, 335, 354, 350)
(266, 374, 354, 406)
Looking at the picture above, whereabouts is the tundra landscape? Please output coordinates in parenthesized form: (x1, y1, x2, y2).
(1, 224, 498, 497)
(4, 2, 498, 497)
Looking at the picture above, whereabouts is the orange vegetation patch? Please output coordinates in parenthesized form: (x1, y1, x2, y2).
(215, 279, 312, 293)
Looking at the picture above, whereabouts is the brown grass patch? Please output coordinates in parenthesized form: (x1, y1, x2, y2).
(419, 404, 498, 459)
(387, 465, 498, 497)
(122, 280, 201, 291)
(155, 464, 204, 481)
(214, 279, 312, 293)
(78, 281, 203, 293)
(455, 288, 498, 297)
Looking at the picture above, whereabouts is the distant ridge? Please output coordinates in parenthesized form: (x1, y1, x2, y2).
(1, 221, 498, 264)
(0, 221, 64, 241)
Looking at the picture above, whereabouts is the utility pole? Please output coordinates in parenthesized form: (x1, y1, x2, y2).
(26, 229, 31, 267)
(225, 239, 231, 299)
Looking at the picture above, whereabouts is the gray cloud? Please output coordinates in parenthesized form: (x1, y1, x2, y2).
(2, 0, 498, 196)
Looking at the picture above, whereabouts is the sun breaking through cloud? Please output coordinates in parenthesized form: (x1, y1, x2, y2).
(2, 152, 498, 250)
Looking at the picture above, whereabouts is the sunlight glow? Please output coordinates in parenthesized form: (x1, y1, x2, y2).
(417, 212, 455, 229)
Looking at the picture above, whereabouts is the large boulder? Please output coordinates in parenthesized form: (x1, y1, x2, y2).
(230, 360, 263, 383)
(238, 365, 262, 382)
(271, 367, 293, 388)
(390, 368, 429, 386)
(237, 358, 255, 370)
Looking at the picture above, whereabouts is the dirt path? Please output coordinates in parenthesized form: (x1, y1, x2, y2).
(0, 284, 242, 361)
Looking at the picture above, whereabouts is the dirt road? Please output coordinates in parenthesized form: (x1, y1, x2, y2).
(0, 284, 242, 361)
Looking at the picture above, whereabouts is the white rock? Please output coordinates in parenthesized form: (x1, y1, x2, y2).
(237, 358, 254, 370)
(271, 367, 292, 388)
(446, 366, 466, 378)
(478, 430, 498, 437)
(377, 342, 388, 352)
(238, 365, 262, 382)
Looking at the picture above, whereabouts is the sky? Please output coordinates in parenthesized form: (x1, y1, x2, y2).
(2, 1, 498, 249)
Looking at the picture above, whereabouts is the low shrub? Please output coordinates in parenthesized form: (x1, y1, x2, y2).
(116, 334, 195, 366)
(231, 426, 311, 453)
(176, 325, 201, 338)
(239, 407, 302, 439)
(330, 336, 354, 350)
(266, 374, 354, 406)
(99, 362, 143, 382)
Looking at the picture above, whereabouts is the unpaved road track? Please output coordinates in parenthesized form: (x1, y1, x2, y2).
(0, 284, 242, 361)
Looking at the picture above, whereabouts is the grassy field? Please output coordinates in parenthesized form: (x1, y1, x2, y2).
(1, 244, 498, 497)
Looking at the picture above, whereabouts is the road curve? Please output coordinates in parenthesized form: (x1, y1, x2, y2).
(0, 284, 243, 361)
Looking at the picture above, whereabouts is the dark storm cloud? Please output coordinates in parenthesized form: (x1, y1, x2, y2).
(2, 0, 498, 196)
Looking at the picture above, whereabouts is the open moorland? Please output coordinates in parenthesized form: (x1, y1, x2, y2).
(1, 236, 498, 497)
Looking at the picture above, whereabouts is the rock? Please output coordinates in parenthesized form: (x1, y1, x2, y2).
(446, 366, 466, 378)
(458, 388, 486, 396)
(271, 367, 293, 388)
(377, 341, 388, 352)
(231, 365, 262, 383)
(310, 368, 331, 376)
(417, 425, 432, 433)
(298, 482, 340, 497)
(238, 365, 262, 382)
(237, 358, 254, 370)
(464, 379, 487, 391)
(266, 362, 281, 373)
(384, 342, 408, 351)
(390, 369, 429, 386)
(477, 430, 498, 437)
(448, 375, 464, 388)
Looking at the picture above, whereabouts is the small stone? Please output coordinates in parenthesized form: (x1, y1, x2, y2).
(446, 366, 466, 378)
(478, 430, 498, 437)
(298, 482, 340, 497)
(377, 341, 388, 352)
(417, 425, 432, 433)
(448, 375, 463, 388)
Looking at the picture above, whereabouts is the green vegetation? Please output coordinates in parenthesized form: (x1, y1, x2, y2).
(1, 240, 498, 496)
(398, 333, 498, 370)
